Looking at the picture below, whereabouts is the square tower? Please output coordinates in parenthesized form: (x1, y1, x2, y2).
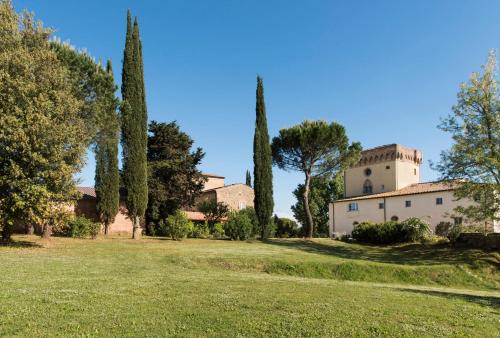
(344, 144, 422, 198)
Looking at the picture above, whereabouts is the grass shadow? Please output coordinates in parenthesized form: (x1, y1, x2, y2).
(397, 288, 500, 309)
(0, 240, 42, 248)
(263, 239, 500, 268)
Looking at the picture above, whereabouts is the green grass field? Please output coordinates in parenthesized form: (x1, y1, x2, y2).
(0, 236, 498, 337)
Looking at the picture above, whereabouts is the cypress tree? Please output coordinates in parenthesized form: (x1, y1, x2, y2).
(253, 76, 274, 239)
(121, 11, 148, 239)
(245, 170, 252, 187)
(95, 60, 120, 235)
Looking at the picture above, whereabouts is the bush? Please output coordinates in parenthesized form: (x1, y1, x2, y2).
(212, 222, 225, 239)
(447, 223, 464, 244)
(67, 216, 100, 239)
(165, 211, 193, 240)
(238, 207, 259, 237)
(223, 211, 253, 240)
(351, 218, 430, 245)
(435, 221, 452, 238)
(274, 215, 300, 238)
(191, 221, 210, 239)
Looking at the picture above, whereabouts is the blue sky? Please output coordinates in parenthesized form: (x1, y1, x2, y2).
(14, 0, 500, 219)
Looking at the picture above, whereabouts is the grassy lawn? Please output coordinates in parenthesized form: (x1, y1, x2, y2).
(0, 236, 498, 337)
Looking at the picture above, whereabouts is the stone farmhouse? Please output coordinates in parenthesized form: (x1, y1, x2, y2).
(328, 144, 499, 237)
(75, 173, 254, 234)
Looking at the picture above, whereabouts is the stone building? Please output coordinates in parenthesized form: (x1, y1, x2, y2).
(328, 144, 499, 237)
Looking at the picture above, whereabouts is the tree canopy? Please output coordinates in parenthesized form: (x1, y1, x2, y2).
(435, 50, 500, 224)
(272, 120, 361, 238)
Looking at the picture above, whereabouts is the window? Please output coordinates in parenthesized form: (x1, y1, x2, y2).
(238, 201, 246, 210)
(348, 203, 359, 212)
(381, 184, 385, 190)
(414, 168, 417, 175)
(378, 203, 384, 209)
(364, 168, 372, 176)
(454, 217, 463, 225)
(405, 200, 411, 207)
(363, 180, 373, 194)
(386, 165, 390, 170)
(353, 221, 359, 226)
(436, 197, 443, 205)
(391, 216, 399, 221)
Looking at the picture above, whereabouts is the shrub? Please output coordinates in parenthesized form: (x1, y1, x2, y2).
(212, 222, 225, 239)
(435, 221, 452, 238)
(447, 223, 464, 244)
(223, 211, 253, 240)
(67, 216, 100, 239)
(239, 207, 259, 237)
(351, 218, 430, 245)
(274, 215, 300, 238)
(191, 221, 210, 239)
(165, 211, 193, 240)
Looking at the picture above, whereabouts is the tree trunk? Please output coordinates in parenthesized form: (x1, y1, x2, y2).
(303, 172, 314, 239)
(26, 224, 34, 235)
(42, 224, 52, 239)
(2, 223, 13, 241)
(132, 216, 141, 240)
(104, 223, 109, 236)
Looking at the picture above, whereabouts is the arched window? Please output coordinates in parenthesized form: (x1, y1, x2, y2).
(353, 221, 359, 226)
(391, 216, 399, 221)
(363, 179, 373, 194)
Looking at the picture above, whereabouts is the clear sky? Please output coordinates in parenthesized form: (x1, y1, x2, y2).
(14, 0, 500, 219)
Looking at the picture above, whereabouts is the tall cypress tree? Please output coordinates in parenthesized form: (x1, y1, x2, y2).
(121, 11, 148, 239)
(95, 60, 120, 235)
(253, 76, 274, 239)
(245, 170, 252, 187)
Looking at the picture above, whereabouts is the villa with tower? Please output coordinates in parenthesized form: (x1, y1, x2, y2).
(329, 144, 499, 237)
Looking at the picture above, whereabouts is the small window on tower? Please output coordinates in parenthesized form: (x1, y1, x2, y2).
(414, 168, 417, 175)
(386, 165, 390, 169)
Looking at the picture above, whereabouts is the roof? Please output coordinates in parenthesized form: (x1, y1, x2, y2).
(203, 173, 225, 179)
(77, 186, 96, 200)
(203, 183, 252, 193)
(335, 181, 460, 202)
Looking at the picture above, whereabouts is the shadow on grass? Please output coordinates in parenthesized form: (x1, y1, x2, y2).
(0, 240, 42, 248)
(263, 239, 499, 268)
(397, 288, 500, 309)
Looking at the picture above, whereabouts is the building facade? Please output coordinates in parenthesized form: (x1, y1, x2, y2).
(329, 144, 499, 237)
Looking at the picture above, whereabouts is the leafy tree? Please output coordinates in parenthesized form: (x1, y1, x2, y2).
(253, 76, 274, 239)
(164, 210, 193, 241)
(146, 121, 206, 232)
(271, 120, 361, 238)
(238, 207, 259, 237)
(224, 211, 253, 240)
(245, 170, 252, 187)
(121, 11, 148, 239)
(94, 60, 120, 235)
(435, 51, 500, 225)
(273, 215, 300, 238)
(292, 175, 344, 237)
(0, 1, 89, 240)
(197, 200, 229, 228)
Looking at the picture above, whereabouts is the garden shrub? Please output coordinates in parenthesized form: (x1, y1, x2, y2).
(223, 211, 253, 240)
(447, 223, 464, 244)
(212, 222, 225, 239)
(435, 221, 452, 238)
(191, 221, 210, 238)
(166, 211, 193, 240)
(67, 216, 100, 239)
(351, 218, 430, 244)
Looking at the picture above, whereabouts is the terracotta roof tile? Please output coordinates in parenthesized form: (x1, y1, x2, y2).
(77, 186, 96, 199)
(336, 181, 460, 202)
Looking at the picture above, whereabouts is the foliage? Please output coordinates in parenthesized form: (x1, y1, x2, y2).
(121, 11, 148, 239)
(352, 218, 430, 244)
(94, 60, 120, 234)
(223, 211, 253, 240)
(273, 215, 300, 238)
(212, 222, 225, 239)
(197, 199, 229, 227)
(191, 222, 210, 239)
(435, 221, 453, 238)
(253, 76, 274, 239)
(67, 216, 100, 239)
(0, 1, 90, 239)
(292, 174, 344, 237)
(165, 210, 193, 240)
(271, 120, 361, 238)
(245, 170, 252, 187)
(238, 207, 259, 237)
(447, 224, 464, 244)
(434, 51, 500, 224)
(146, 121, 205, 231)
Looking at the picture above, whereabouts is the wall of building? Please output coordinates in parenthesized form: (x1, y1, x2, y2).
(344, 161, 397, 197)
(75, 200, 133, 234)
(203, 176, 225, 191)
(395, 160, 420, 190)
(330, 191, 476, 235)
(215, 184, 254, 211)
